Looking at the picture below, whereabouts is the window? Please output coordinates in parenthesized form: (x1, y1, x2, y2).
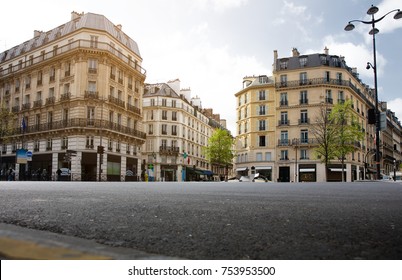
(336, 72, 342, 84)
(49, 67, 55, 82)
(325, 71, 330, 82)
(25, 75, 31, 89)
(259, 105, 266, 115)
(280, 150, 288, 160)
(85, 136, 94, 149)
(64, 83, 70, 95)
(280, 92, 288, 106)
(265, 152, 272, 161)
(162, 110, 167, 120)
(148, 124, 153, 134)
(300, 110, 308, 124)
(47, 139, 53, 151)
(300, 149, 308, 160)
(280, 131, 288, 145)
(162, 124, 167, 135)
(172, 100, 176, 108)
(162, 99, 167, 106)
(88, 59, 97, 73)
(259, 135, 266, 147)
(65, 62, 71, 77)
(299, 57, 308, 67)
(88, 81, 96, 92)
(338, 91, 345, 103)
(128, 76, 133, 89)
(280, 60, 288, 69)
(110, 66, 116, 80)
(87, 107, 95, 125)
(259, 90, 266, 101)
(280, 75, 287, 86)
(108, 139, 113, 151)
(300, 90, 308, 104)
(37, 71, 43, 85)
(90, 36, 98, 48)
(172, 111, 177, 121)
(118, 70, 123, 84)
(301, 130, 308, 144)
(259, 120, 266, 131)
(325, 90, 332, 104)
(172, 125, 177, 135)
(280, 112, 288, 125)
(256, 153, 263, 161)
(300, 72, 307, 84)
(62, 137, 68, 149)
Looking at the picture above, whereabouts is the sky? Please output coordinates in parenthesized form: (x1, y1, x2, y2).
(1, 0, 402, 135)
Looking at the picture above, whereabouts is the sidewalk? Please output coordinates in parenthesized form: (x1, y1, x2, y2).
(0, 223, 175, 260)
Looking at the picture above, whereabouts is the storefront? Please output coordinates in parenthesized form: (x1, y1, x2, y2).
(299, 164, 316, 182)
(255, 166, 272, 181)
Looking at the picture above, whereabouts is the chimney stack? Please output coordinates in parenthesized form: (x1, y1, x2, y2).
(324, 46, 329, 55)
(292, 48, 300, 57)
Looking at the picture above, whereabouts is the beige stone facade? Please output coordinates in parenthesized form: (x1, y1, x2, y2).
(234, 48, 397, 182)
(0, 12, 146, 181)
(143, 79, 230, 181)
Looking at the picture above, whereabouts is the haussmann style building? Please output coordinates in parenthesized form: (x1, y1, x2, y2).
(234, 47, 402, 182)
(0, 12, 146, 181)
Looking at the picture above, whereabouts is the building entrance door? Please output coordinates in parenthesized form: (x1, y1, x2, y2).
(279, 167, 290, 182)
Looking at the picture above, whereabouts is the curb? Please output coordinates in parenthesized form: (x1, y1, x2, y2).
(0, 223, 174, 260)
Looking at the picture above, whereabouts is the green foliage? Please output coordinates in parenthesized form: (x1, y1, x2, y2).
(203, 129, 234, 166)
(330, 100, 365, 161)
(0, 102, 14, 142)
(312, 100, 365, 182)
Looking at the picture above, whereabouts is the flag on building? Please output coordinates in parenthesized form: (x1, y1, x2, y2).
(21, 117, 26, 132)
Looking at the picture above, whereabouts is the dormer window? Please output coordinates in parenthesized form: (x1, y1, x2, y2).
(280, 59, 288, 70)
(299, 56, 308, 67)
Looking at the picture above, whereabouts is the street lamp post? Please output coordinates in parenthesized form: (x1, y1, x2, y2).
(345, 5, 402, 180)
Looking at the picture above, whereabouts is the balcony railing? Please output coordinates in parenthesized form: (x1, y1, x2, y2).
(278, 120, 289, 126)
(0, 39, 146, 78)
(298, 118, 310, 125)
(159, 146, 180, 154)
(127, 104, 141, 115)
(11, 118, 146, 140)
(85, 91, 99, 99)
(274, 77, 373, 107)
(108, 95, 125, 108)
(278, 138, 319, 146)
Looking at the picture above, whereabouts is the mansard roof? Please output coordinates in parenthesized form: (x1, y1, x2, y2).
(0, 12, 140, 63)
(144, 83, 181, 98)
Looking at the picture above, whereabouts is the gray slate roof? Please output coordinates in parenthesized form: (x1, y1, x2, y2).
(1, 12, 140, 63)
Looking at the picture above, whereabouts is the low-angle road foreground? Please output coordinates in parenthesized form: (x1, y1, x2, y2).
(0, 181, 401, 259)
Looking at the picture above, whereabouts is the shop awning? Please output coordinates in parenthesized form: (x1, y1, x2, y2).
(299, 168, 315, 172)
(329, 168, 344, 172)
(236, 167, 247, 171)
(202, 170, 214, 175)
(255, 166, 272, 170)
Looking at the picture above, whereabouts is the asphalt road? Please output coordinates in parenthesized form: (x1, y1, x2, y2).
(0, 181, 401, 259)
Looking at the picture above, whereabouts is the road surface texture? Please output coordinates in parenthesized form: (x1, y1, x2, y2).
(0, 181, 401, 259)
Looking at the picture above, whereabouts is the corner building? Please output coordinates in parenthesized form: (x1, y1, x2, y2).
(235, 48, 378, 182)
(0, 12, 146, 181)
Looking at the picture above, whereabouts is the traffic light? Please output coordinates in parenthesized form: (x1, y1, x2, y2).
(97, 145, 104, 154)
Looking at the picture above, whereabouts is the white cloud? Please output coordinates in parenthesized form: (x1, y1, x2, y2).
(387, 98, 402, 122)
(192, 0, 248, 12)
(306, 35, 387, 83)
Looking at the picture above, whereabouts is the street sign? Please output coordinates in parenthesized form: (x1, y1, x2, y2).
(67, 149, 77, 156)
(26, 151, 33, 161)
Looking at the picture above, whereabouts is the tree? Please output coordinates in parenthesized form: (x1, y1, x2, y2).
(203, 129, 234, 179)
(0, 102, 15, 172)
(330, 100, 365, 182)
(311, 104, 338, 182)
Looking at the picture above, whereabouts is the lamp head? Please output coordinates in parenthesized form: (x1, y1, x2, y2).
(367, 5, 379, 15)
(394, 9, 402, 20)
(366, 62, 371, 70)
(344, 22, 355, 31)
